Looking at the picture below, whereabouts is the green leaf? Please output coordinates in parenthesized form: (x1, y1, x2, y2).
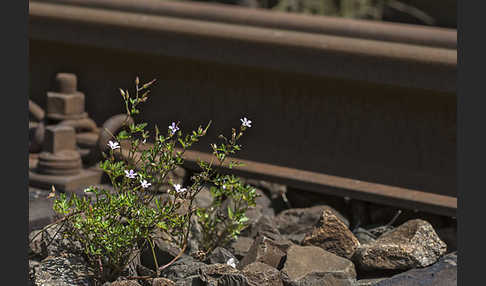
(227, 206, 234, 220)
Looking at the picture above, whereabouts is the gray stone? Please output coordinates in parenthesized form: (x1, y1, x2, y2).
(281, 245, 356, 285)
(110, 281, 142, 286)
(29, 230, 47, 260)
(243, 179, 287, 201)
(228, 192, 272, 239)
(159, 256, 207, 281)
(239, 236, 292, 269)
(354, 219, 447, 271)
(242, 262, 285, 286)
(207, 247, 239, 266)
(243, 215, 282, 240)
(194, 186, 213, 208)
(29, 195, 56, 233)
(229, 237, 255, 260)
(286, 272, 357, 286)
(302, 208, 360, 259)
(373, 252, 457, 286)
(353, 228, 377, 245)
(367, 225, 395, 238)
(199, 264, 250, 286)
(187, 216, 204, 255)
(274, 205, 349, 244)
(172, 275, 204, 286)
(357, 278, 387, 285)
(140, 231, 182, 271)
(254, 188, 275, 217)
(152, 278, 176, 286)
(33, 255, 93, 286)
(34, 224, 83, 258)
(29, 260, 40, 285)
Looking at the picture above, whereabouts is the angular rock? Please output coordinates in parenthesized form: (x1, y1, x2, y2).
(29, 230, 46, 260)
(33, 255, 94, 286)
(199, 264, 250, 286)
(159, 256, 207, 281)
(254, 188, 275, 217)
(367, 225, 395, 238)
(357, 278, 387, 285)
(281, 245, 356, 286)
(172, 275, 204, 286)
(137, 264, 156, 277)
(110, 281, 142, 286)
(302, 208, 360, 259)
(286, 272, 357, 286)
(207, 247, 239, 266)
(240, 205, 264, 237)
(373, 252, 457, 286)
(194, 186, 214, 208)
(229, 237, 255, 260)
(242, 262, 285, 286)
(354, 219, 447, 271)
(29, 224, 83, 258)
(140, 233, 182, 271)
(29, 260, 40, 286)
(152, 278, 176, 286)
(243, 215, 282, 240)
(243, 179, 289, 213)
(274, 205, 349, 244)
(243, 179, 287, 201)
(239, 236, 292, 269)
(187, 216, 204, 255)
(353, 228, 377, 245)
(230, 191, 274, 238)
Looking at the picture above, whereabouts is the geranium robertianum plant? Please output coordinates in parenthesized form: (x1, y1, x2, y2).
(32, 77, 257, 282)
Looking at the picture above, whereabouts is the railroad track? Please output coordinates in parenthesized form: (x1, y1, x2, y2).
(29, 0, 457, 216)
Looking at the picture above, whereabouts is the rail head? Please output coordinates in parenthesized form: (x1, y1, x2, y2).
(29, 1, 456, 93)
(32, 0, 457, 49)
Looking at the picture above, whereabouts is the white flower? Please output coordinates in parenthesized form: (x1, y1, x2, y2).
(108, 140, 120, 150)
(169, 122, 179, 134)
(173, 184, 187, 194)
(226, 258, 237, 268)
(125, 169, 137, 179)
(240, 117, 252, 128)
(222, 185, 226, 190)
(140, 180, 151, 189)
(142, 138, 147, 144)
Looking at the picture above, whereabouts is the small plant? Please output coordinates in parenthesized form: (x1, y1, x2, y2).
(32, 77, 257, 283)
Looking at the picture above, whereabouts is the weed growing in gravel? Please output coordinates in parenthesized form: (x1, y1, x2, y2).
(33, 77, 257, 282)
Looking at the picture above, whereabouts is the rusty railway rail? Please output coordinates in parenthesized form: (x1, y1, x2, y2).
(33, 0, 456, 49)
(29, 0, 456, 92)
(122, 143, 456, 217)
(29, 0, 457, 216)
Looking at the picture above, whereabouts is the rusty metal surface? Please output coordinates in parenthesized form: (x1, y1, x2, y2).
(28, 1, 456, 212)
(29, 40, 456, 198)
(29, 1, 456, 92)
(182, 149, 456, 217)
(32, 0, 456, 49)
(123, 144, 456, 217)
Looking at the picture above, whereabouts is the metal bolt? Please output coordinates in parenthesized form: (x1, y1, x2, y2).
(56, 73, 77, 94)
